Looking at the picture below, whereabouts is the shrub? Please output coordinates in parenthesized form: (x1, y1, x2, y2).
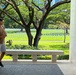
(57, 55, 69, 60)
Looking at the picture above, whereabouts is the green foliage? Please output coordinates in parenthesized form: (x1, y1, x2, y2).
(18, 55, 32, 59)
(5, 29, 69, 60)
(57, 55, 69, 60)
(46, 3, 70, 26)
(6, 43, 69, 60)
(4, 17, 21, 28)
(6, 44, 38, 50)
(48, 24, 58, 29)
(6, 43, 69, 54)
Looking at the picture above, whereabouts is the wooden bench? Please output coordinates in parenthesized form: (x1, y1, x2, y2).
(6, 49, 64, 63)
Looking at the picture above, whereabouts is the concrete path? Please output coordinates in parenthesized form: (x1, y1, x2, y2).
(0, 60, 76, 75)
(0, 64, 63, 75)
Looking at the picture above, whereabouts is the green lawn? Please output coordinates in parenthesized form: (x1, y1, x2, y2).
(5, 29, 70, 42)
(4, 29, 70, 59)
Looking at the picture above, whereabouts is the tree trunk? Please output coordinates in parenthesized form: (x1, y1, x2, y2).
(64, 28, 66, 43)
(28, 35, 33, 46)
(25, 28, 33, 46)
(20, 27, 23, 32)
(33, 30, 41, 48)
(65, 28, 69, 34)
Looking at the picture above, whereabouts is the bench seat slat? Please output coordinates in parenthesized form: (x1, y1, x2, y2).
(6, 50, 64, 55)
(6, 49, 64, 63)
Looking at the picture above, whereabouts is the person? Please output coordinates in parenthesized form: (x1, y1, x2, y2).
(0, 18, 7, 67)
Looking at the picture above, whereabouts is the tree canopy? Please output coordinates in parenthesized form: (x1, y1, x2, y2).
(0, 0, 70, 47)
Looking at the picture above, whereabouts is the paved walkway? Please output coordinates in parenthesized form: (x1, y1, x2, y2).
(0, 64, 63, 75)
(58, 63, 76, 75)
(0, 60, 76, 75)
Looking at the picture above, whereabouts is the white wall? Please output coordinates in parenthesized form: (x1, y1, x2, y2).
(70, 0, 76, 63)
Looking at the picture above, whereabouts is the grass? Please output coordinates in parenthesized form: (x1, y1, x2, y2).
(5, 29, 70, 50)
(3, 55, 12, 59)
(3, 29, 70, 59)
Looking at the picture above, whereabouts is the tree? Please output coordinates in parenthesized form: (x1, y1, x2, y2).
(57, 21, 69, 42)
(0, 1, 9, 18)
(0, 0, 70, 48)
(46, 3, 70, 27)
(54, 3, 70, 34)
